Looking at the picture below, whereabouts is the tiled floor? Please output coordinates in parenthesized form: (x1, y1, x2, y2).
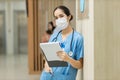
(0, 53, 40, 80)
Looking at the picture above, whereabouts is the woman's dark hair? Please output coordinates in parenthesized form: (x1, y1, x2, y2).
(48, 21, 55, 32)
(46, 30, 52, 35)
(53, 5, 73, 21)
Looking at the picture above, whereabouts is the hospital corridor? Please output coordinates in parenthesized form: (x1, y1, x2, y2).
(0, 0, 40, 80)
(0, 0, 120, 80)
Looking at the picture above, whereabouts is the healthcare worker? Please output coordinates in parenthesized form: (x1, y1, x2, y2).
(40, 5, 84, 80)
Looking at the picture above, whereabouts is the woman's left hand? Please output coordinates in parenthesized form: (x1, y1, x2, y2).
(56, 51, 70, 62)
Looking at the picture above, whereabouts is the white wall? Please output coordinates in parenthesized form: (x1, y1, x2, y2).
(94, 0, 120, 80)
(76, 0, 94, 80)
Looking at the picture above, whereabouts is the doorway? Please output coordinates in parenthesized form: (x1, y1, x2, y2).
(14, 11, 28, 54)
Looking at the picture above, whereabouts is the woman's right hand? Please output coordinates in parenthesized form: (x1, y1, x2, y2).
(44, 61, 52, 73)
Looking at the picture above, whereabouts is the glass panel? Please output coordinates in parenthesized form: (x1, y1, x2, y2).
(14, 11, 28, 54)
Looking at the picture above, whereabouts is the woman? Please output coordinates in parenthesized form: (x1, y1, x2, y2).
(40, 5, 84, 80)
(48, 21, 56, 33)
(41, 21, 55, 42)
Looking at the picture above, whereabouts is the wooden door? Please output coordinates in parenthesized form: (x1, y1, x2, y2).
(27, 0, 42, 74)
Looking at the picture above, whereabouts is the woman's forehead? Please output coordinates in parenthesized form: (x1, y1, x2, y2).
(54, 9, 65, 16)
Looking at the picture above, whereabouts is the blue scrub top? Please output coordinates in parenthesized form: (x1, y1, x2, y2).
(47, 30, 84, 80)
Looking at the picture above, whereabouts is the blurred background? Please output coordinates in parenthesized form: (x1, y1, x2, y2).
(0, 0, 32, 80)
(0, 0, 120, 80)
(0, 0, 28, 55)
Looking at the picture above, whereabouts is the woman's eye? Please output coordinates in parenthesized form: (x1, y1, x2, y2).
(59, 15, 64, 18)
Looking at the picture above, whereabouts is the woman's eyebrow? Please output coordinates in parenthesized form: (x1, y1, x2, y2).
(59, 14, 64, 16)
(55, 14, 64, 17)
(54, 14, 64, 19)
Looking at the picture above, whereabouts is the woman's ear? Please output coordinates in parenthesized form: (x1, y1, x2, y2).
(68, 15, 71, 21)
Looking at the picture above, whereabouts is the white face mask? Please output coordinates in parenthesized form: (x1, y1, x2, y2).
(54, 17, 68, 33)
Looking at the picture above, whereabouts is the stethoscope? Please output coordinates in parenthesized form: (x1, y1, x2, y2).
(52, 28, 74, 57)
